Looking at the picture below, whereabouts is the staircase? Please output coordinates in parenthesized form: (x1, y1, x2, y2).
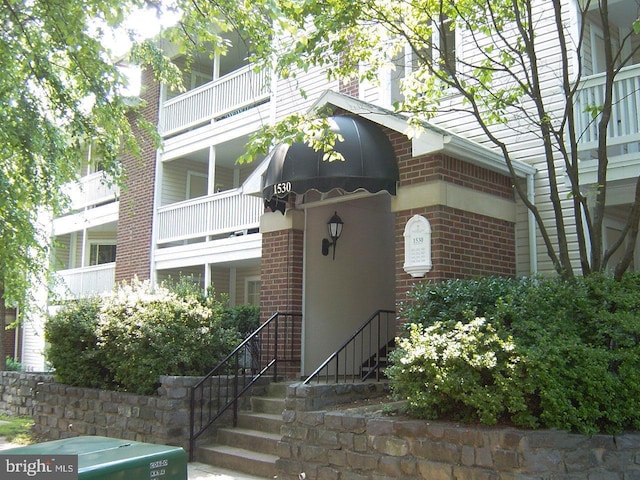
(360, 338, 395, 381)
(195, 382, 287, 478)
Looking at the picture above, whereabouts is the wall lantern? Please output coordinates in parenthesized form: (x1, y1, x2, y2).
(322, 211, 344, 260)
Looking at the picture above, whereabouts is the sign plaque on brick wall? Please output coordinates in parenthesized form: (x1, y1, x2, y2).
(403, 215, 432, 277)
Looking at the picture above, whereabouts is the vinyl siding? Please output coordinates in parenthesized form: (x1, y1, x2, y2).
(363, 0, 585, 275)
(274, 65, 337, 120)
(161, 159, 208, 206)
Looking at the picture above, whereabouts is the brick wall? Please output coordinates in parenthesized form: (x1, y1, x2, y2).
(391, 130, 517, 310)
(395, 206, 516, 306)
(115, 68, 161, 283)
(260, 228, 304, 379)
(339, 77, 359, 97)
(2, 308, 17, 361)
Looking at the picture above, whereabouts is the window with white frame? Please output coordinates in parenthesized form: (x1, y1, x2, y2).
(186, 171, 208, 199)
(429, 15, 457, 75)
(244, 276, 260, 307)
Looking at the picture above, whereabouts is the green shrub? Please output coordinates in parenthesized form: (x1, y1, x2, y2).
(222, 305, 260, 337)
(5, 357, 24, 372)
(96, 279, 239, 395)
(45, 278, 251, 395)
(45, 298, 113, 388)
(388, 273, 640, 434)
(387, 316, 527, 426)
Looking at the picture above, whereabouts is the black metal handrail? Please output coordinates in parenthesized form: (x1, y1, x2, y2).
(303, 310, 396, 384)
(189, 311, 302, 460)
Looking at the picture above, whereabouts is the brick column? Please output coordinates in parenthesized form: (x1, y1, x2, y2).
(115, 69, 160, 283)
(391, 135, 517, 329)
(260, 211, 304, 379)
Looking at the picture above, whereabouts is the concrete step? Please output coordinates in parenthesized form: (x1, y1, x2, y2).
(237, 411, 284, 435)
(195, 381, 288, 478)
(265, 381, 291, 397)
(216, 427, 281, 455)
(251, 395, 285, 415)
(196, 444, 279, 479)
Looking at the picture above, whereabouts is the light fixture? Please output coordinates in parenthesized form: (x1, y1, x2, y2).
(322, 211, 344, 260)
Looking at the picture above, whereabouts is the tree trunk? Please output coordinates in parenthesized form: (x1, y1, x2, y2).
(0, 285, 7, 371)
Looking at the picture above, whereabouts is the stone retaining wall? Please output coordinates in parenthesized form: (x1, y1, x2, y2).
(0, 372, 54, 417)
(0, 372, 236, 453)
(278, 383, 640, 480)
(31, 375, 201, 451)
(4, 373, 640, 479)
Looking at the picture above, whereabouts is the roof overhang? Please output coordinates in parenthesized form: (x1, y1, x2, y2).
(244, 90, 536, 203)
(311, 91, 536, 178)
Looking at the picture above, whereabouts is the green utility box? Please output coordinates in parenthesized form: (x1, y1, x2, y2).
(2, 436, 187, 480)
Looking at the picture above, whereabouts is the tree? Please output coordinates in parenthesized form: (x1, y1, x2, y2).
(0, 0, 157, 370)
(166, 0, 640, 280)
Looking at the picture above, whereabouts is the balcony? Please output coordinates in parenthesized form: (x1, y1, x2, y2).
(575, 63, 640, 151)
(54, 263, 116, 299)
(61, 172, 119, 211)
(156, 188, 263, 245)
(159, 65, 271, 137)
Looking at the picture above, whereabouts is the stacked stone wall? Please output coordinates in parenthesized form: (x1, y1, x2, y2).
(0, 372, 53, 417)
(0, 373, 241, 453)
(278, 383, 640, 480)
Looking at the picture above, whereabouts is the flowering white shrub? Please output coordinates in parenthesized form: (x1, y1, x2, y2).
(387, 316, 526, 425)
(46, 277, 242, 395)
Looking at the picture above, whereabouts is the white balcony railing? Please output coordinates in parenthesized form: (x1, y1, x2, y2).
(156, 188, 263, 244)
(54, 263, 116, 299)
(61, 172, 119, 211)
(159, 65, 271, 137)
(575, 63, 640, 150)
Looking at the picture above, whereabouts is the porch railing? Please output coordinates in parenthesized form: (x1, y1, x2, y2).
(189, 311, 302, 460)
(54, 263, 116, 299)
(303, 310, 396, 384)
(159, 64, 271, 136)
(156, 188, 264, 244)
(574, 63, 640, 150)
(61, 172, 119, 211)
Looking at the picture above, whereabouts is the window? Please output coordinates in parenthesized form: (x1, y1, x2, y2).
(245, 277, 260, 307)
(420, 15, 457, 75)
(389, 17, 457, 105)
(89, 243, 116, 266)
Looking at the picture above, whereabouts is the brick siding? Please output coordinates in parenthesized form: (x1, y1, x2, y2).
(391, 128, 517, 312)
(395, 206, 516, 307)
(260, 228, 304, 379)
(114, 69, 161, 283)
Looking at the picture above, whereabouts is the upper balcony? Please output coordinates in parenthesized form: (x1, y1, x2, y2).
(156, 187, 263, 245)
(159, 64, 271, 138)
(61, 171, 119, 212)
(575, 63, 640, 153)
(53, 263, 116, 299)
(158, 32, 272, 138)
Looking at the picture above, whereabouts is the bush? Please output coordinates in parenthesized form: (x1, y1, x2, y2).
(221, 305, 260, 337)
(44, 298, 112, 388)
(388, 273, 640, 434)
(96, 279, 240, 395)
(5, 357, 23, 372)
(45, 278, 252, 395)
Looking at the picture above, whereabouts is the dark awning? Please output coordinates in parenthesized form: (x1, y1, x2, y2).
(262, 116, 399, 213)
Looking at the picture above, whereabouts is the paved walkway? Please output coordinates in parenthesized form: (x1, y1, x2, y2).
(0, 435, 270, 480)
